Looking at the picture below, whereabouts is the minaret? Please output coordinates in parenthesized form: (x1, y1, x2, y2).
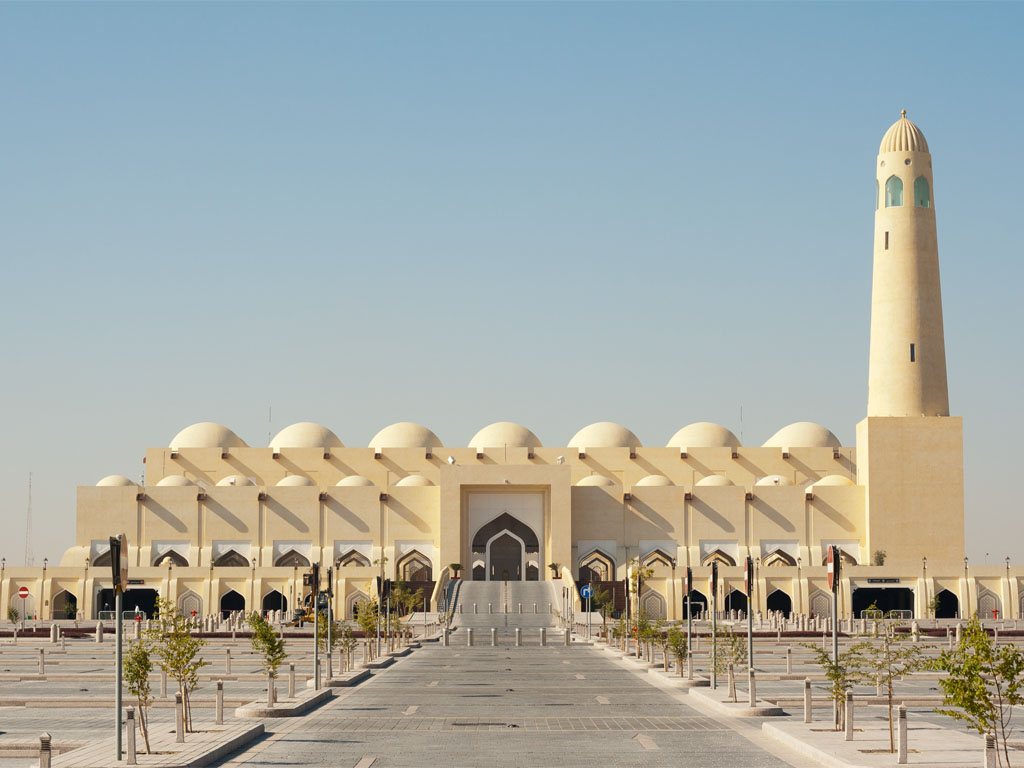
(857, 111, 963, 570)
(867, 110, 949, 417)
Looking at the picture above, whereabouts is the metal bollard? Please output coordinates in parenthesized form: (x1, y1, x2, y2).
(288, 663, 296, 699)
(748, 669, 756, 707)
(897, 704, 907, 764)
(216, 680, 224, 725)
(467, 628, 474, 647)
(515, 628, 522, 647)
(540, 628, 546, 647)
(39, 648, 44, 675)
(226, 648, 231, 674)
(126, 706, 137, 765)
(39, 732, 51, 768)
(985, 734, 997, 768)
(844, 690, 854, 741)
(491, 628, 497, 646)
(175, 692, 185, 743)
(786, 647, 792, 674)
(564, 629, 570, 646)
(803, 678, 812, 723)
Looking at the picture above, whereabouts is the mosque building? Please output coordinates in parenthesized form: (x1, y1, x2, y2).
(2, 113, 1020, 625)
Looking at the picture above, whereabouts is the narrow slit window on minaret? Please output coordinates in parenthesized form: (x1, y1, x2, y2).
(910, 343, 916, 363)
(885, 232, 889, 250)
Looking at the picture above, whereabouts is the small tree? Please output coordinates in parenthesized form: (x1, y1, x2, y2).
(248, 611, 287, 676)
(123, 639, 154, 753)
(6, 606, 18, 624)
(355, 598, 379, 645)
(591, 586, 614, 636)
(448, 563, 463, 579)
(146, 598, 207, 731)
(851, 622, 927, 752)
(932, 617, 1024, 768)
(803, 643, 861, 731)
(666, 626, 689, 677)
(336, 624, 357, 671)
(316, 611, 340, 654)
(714, 623, 748, 677)
(548, 562, 561, 578)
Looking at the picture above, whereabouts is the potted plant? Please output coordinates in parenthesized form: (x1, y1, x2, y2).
(548, 562, 561, 578)
(448, 563, 463, 579)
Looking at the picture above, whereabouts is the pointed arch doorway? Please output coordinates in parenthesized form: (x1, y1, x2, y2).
(471, 512, 540, 581)
(489, 532, 523, 581)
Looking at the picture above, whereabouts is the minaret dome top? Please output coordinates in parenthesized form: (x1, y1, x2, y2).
(879, 110, 929, 154)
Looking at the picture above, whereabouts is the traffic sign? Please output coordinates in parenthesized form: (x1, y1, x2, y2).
(827, 546, 837, 592)
(17, 586, 29, 599)
(745, 556, 753, 596)
(580, 585, 593, 599)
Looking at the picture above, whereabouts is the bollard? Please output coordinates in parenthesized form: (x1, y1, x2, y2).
(491, 628, 497, 646)
(61, 637, 65, 651)
(473, 603, 478, 614)
(515, 628, 522, 647)
(748, 669, 757, 707)
(126, 706, 137, 765)
(803, 678, 812, 723)
(39, 732, 51, 768)
(564, 629, 571, 646)
(161, 668, 168, 698)
(288, 663, 296, 699)
(687, 653, 693, 679)
(948, 629, 953, 650)
(548, 603, 551, 614)
(226, 648, 231, 674)
(488, 603, 493, 614)
(467, 628, 474, 647)
(728, 663, 736, 702)
(216, 680, 224, 725)
(534, 603, 537, 614)
(39, 648, 44, 675)
(442, 629, 450, 647)
(786, 647, 792, 674)
(459, 604, 462, 614)
(540, 628, 546, 647)
(175, 692, 185, 743)
(897, 704, 907, 764)
(95, 623, 103, 643)
(518, 603, 522, 614)
(845, 691, 854, 741)
(267, 671, 275, 706)
(911, 621, 920, 643)
(984, 734, 997, 768)
(50, 624, 58, 644)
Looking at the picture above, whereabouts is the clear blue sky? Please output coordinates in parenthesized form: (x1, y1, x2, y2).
(1, 2, 1021, 565)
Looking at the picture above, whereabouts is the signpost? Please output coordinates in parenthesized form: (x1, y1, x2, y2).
(580, 584, 593, 639)
(109, 534, 128, 762)
(745, 556, 754, 673)
(710, 561, 719, 689)
(17, 586, 29, 629)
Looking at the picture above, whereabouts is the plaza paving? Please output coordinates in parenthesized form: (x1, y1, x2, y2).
(214, 635, 814, 768)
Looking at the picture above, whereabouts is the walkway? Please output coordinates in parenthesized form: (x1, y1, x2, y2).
(217, 638, 809, 767)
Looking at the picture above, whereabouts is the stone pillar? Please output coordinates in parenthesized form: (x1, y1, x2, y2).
(727, 663, 736, 701)
(126, 706, 137, 765)
(39, 732, 51, 768)
(466, 628, 473, 647)
(95, 623, 103, 643)
(803, 678, 812, 723)
(786, 647, 792, 674)
(225, 648, 231, 674)
(564, 629, 570, 646)
(897, 704, 908, 764)
(441, 629, 449, 647)
(490, 628, 497, 646)
(160, 668, 168, 698)
(38, 649, 44, 675)
(985, 734, 997, 768)
(175, 692, 185, 743)
(515, 628, 522, 647)
(748, 669, 757, 707)
(267, 672, 274, 707)
(50, 624, 58, 643)
(288, 663, 295, 699)
(845, 691, 854, 741)
(216, 680, 224, 725)
(539, 628, 546, 647)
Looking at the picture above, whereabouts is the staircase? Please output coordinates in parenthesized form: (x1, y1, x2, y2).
(451, 581, 559, 629)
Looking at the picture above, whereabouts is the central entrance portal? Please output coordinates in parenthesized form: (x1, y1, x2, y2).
(489, 533, 523, 581)
(468, 492, 543, 581)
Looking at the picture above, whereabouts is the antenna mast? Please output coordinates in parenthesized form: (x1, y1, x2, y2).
(24, 472, 33, 567)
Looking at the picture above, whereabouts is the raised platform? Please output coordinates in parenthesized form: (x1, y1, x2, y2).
(51, 723, 265, 767)
(234, 688, 332, 718)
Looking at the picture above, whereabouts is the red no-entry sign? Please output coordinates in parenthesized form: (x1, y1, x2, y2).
(17, 586, 29, 599)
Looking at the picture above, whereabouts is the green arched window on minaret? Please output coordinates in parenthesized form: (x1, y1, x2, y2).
(885, 175, 903, 207)
(914, 176, 930, 208)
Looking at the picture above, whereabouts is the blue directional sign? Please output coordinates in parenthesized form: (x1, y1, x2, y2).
(580, 585, 593, 599)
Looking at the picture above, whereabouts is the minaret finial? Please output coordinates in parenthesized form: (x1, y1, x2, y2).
(901, 109, 907, 118)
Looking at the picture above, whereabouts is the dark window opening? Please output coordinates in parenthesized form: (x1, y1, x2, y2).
(884, 231, 889, 250)
(910, 343, 916, 362)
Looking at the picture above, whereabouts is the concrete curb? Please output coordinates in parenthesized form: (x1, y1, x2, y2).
(234, 688, 332, 718)
(646, 669, 711, 688)
(362, 656, 395, 670)
(688, 686, 785, 717)
(305, 669, 371, 688)
(50, 723, 265, 767)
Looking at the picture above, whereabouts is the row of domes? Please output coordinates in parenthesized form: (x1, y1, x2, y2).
(96, 471, 855, 490)
(169, 420, 841, 452)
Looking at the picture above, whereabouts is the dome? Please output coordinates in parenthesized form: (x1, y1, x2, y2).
(215, 475, 255, 487)
(270, 422, 343, 451)
(879, 110, 929, 154)
(754, 475, 791, 487)
(276, 475, 316, 487)
(369, 422, 443, 450)
(635, 474, 673, 487)
(96, 475, 137, 487)
(170, 422, 247, 451)
(667, 422, 740, 449)
(469, 422, 542, 450)
(568, 422, 642, 450)
(156, 475, 195, 487)
(634, 475, 675, 487)
(336, 475, 375, 487)
(696, 475, 734, 487)
(395, 475, 433, 487)
(810, 474, 855, 488)
(576, 475, 617, 487)
(762, 422, 841, 449)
